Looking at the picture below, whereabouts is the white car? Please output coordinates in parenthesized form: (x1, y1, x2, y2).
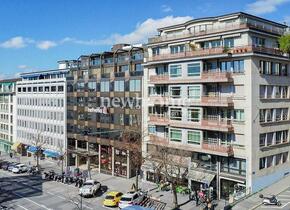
(12, 164, 28, 173)
(119, 191, 146, 209)
(79, 180, 101, 197)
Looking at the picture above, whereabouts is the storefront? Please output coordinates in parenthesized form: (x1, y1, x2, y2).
(0, 139, 12, 154)
(100, 145, 112, 174)
(114, 148, 128, 177)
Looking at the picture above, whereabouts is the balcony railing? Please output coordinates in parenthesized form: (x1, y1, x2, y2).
(201, 96, 233, 106)
(202, 138, 234, 156)
(148, 22, 284, 44)
(114, 72, 125, 77)
(149, 72, 233, 84)
(130, 71, 144, 77)
(148, 45, 286, 63)
(149, 114, 169, 125)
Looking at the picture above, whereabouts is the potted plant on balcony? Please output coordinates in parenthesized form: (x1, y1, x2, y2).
(189, 42, 197, 51)
(279, 34, 290, 57)
(223, 46, 230, 53)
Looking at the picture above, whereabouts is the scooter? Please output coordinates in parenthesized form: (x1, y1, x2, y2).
(260, 194, 282, 206)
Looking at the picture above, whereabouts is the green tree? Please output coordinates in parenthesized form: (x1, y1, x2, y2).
(279, 34, 290, 54)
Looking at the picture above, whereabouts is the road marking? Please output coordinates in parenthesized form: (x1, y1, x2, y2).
(17, 205, 29, 210)
(259, 202, 290, 209)
(279, 195, 290, 198)
(13, 192, 53, 210)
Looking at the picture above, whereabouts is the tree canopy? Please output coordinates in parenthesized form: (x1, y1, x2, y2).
(279, 34, 290, 54)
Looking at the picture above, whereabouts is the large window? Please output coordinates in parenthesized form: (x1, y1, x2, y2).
(187, 63, 201, 76)
(233, 109, 245, 122)
(187, 130, 201, 145)
(88, 82, 97, 92)
(114, 80, 124, 92)
(170, 87, 181, 98)
(224, 38, 234, 48)
(170, 45, 185, 54)
(233, 60, 244, 73)
(170, 108, 182, 121)
(188, 86, 201, 99)
(100, 81, 110, 92)
(170, 129, 182, 142)
(152, 47, 160, 56)
(129, 79, 141, 92)
(169, 65, 182, 77)
(253, 36, 265, 47)
(187, 109, 200, 122)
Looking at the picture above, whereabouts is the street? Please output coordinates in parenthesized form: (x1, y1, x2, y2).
(0, 169, 106, 210)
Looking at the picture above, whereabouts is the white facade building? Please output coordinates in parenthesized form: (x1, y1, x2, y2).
(16, 69, 68, 158)
(142, 12, 290, 200)
(0, 79, 18, 154)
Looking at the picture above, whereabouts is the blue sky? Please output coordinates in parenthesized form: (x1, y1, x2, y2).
(0, 0, 289, 79)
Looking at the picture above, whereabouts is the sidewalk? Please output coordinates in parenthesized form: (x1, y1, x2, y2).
(232, 174, 290, 210)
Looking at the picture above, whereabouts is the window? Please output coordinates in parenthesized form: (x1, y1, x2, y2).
(120, 65, 129, 72)
(135, 64, 143, 71)
(77, 82, 85, 92)
(88, 82, 96, 92)
(170, 65, 182, 77)
(129, 80, 141, 92)
(224, 38, 234, 48)
(152, 47, 160, 56)
(259, 134, 266, 147)
(170, 108, 182, 121)
(170, 87, 181, 98)
(33, 87, 37, 92)
(282, 152, 288, 163)
(211, 40, 221, 48)
(170, 45, 185, 54)
(44, 86, 49, 92)
(259, 157, 266, 169)
(187, 109, 200, 122)
(266, 156, 274, 168)
(188, 86, 201, 99)
(187, 130, 201, 145)
(170, 129, 182, 142)
(220, 61, 232, 72)
(148, 125, 156, 134)
(187, 63, 201, 76)
(234, 110, 245, 122)
(58, 86, 64, 92)
(51, 86, 56, 92)
(253, 36, 265, 47)
(114, 80, 125, 92)
(100, 81, 110, 92)
(233, 60, 244, 73)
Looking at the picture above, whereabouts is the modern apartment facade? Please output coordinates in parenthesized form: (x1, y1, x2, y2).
(142, 12, 290, 200)
(62, 44, 144, 178)
(16, 69, 68, 158)
(0, 79, 19, 154)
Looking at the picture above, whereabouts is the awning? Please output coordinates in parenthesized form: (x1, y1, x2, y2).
(43, 149, 60, 158)
(188, 170, 215, 184)
(11, 142, 22, 151)
(27, 146, 38, 153)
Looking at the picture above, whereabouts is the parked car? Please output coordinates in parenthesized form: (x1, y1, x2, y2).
(119, 191, 146, 209)
(12, 164, 28, 173)
(0, 161, 9, 170)
(103, 191, 123, 207)
(8, 162, 19, 172)
(79, 180, 101, 197)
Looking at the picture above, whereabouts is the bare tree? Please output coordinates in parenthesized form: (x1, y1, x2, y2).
(31, 132, 47, 169)
(146, 145, 189, 209)
(118, 130, 143, 192)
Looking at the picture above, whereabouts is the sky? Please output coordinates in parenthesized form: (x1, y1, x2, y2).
(0, 0, 289, 79)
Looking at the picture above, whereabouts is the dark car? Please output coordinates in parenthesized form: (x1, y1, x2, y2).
(1, 162, 10, 170)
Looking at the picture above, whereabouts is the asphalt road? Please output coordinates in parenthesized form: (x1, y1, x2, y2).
(0, 169, 113, 210)
(255, 187, 290, 210)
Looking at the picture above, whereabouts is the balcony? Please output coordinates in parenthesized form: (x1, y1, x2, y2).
(202, 138, 234, 156)
(149, 114, 169, 126)
(114, 72, 125, 77)
(149, 114, 233, 132)
(147, 45, 286, 63)
(149, 72, 233, 84)
(149, 95, 233, 107)
(148, 22, 284, 44)
(130, 71, 144, 77)
(148, 135, 234, 156)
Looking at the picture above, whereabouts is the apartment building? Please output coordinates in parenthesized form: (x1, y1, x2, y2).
(0, 79, 19, 154)
(62, 43, 144, 178)
(16, 69, 68, 158)
(142, 12, 290, 200)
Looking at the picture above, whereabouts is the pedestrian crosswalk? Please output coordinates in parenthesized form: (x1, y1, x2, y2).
(139, 196, 166, 210)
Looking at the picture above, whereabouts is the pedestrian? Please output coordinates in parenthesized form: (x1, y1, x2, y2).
(195, 190, 199, 206)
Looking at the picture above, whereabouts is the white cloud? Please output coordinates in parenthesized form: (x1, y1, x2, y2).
(161, 5, 172, 12)
(36, 40, 57, 50)
(0, 16, 192, 50)
(0, 36, 27, 48)
(17, 65, 29, 69)
(246, 0, 290, 15)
